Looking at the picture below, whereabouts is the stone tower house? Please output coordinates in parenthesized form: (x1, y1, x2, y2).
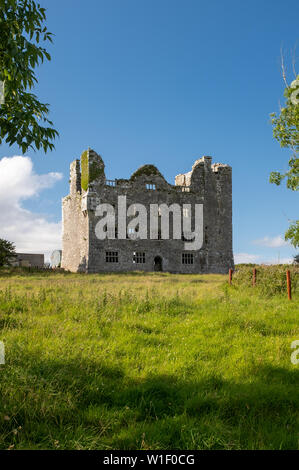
(61, 149, 234, 273)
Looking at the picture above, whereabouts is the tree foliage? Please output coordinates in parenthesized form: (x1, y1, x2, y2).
(0, 238, 17, 266)
(270, 72, 299, 247)
(285, 220, 299, 249)
(270, 75, 299, 190)
(0, 0, 58, 153)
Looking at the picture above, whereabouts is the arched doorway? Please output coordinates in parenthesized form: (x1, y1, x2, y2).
(154, 256, 163, 272)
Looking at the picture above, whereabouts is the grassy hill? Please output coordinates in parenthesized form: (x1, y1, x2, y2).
(0, 269, 298, 449)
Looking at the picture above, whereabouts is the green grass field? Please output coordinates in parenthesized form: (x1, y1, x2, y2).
(0, 269, 298, 450)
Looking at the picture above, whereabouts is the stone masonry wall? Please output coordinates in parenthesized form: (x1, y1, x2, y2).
(61, 149, 234, 273)
(61, 160, 89, 272)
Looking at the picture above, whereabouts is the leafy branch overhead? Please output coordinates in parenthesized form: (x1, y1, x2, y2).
(270, 71, 299, 248)
(270, 76, 299, 190)
(0, 0, 58, 153)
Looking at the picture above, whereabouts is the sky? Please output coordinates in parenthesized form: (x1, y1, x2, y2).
(0, 0, 298, 263)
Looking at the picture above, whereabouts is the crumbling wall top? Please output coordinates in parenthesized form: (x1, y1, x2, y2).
(130, 164, 166, 181)
(211, 162, 231, 172)
(80, 148, 105, 191)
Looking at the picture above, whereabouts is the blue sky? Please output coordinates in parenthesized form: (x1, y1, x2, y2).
(0, 0, 298, 262)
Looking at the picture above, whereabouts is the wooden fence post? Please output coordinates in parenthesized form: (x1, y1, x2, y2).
(286, 270, 292, 300)
(252, 268, 256, 287)
(229, 268, 233, 285)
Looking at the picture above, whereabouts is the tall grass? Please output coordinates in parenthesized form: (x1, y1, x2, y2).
(233, 264, 299, 296)
(0, 269, 298, 450)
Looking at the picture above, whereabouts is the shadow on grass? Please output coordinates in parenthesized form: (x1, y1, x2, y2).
(0, 354, 298, 450)
(0, 268, 212, 280)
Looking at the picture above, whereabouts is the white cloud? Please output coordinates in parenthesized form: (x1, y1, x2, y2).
(235, 253, 294, 265)
(253, 235, 289, 248)
(234, 253, 261, 264)
(279, 257, 293, 264)
(0, 156, 63, 262)
(262, 257, 293, 265)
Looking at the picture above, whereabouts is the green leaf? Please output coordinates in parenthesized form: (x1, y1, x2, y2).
(0, 0, 58, 154)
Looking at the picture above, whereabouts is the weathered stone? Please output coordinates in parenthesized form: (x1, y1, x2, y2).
(61, 150, 234, 273)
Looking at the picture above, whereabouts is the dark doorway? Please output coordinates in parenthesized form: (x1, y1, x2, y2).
(154, 256, 163, 272)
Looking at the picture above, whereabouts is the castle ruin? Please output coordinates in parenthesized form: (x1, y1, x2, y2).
(61, 149, 234, 273)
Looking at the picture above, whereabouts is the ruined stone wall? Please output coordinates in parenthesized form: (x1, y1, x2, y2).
(61, 159, 89, 272)
(62, 149, 234, 274)
(177, 157, 234, 272)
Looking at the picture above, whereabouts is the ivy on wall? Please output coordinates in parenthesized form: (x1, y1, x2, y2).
(130, 164, 162, 181)
(81, 150, 104, 191)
